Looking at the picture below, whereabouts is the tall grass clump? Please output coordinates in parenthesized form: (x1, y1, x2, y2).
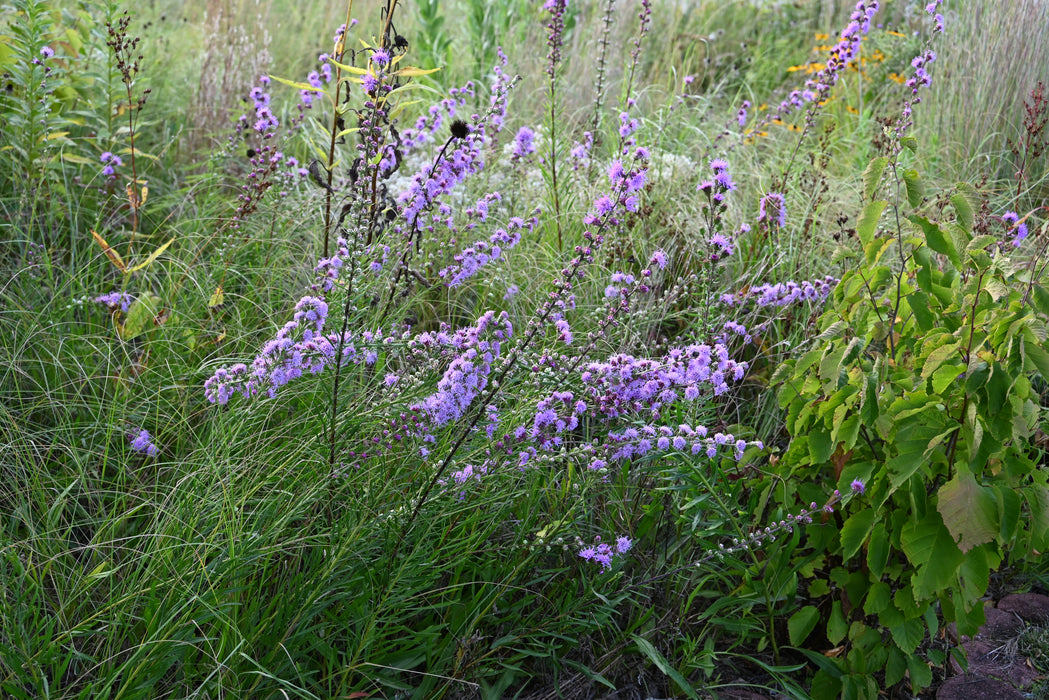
(3, 0, 1049, 698)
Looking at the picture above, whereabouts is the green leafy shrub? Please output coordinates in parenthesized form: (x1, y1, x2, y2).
(773, 149, 1049, 697)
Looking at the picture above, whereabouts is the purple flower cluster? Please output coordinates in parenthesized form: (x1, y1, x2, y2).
(511, 127, 537, 160)
(579, 535, 632, 572)
(1002, 211, 1029, 247)
(543, 0, 569, 78)
(697, 158, 735, 204)
(595, 422, 760, 469)
(397, 72, 510, 224)
(720, 276, 839, 308)
(95, 291, 134, 313)
(400, 83, 475, 152)
(100, 151, 123, 178)
(766, 1, 880, 123)
(438, 216, 536, 286)
(130, 429, 158, 457)
(586, 156, 648, 225)
(580, 342, 748, 418)
(926, 0, 945, 33)
(204, 296, 341, 404)
(411, 311, 513, 429)
(757, 192, 787, 229)
(570, 131, 593, 170)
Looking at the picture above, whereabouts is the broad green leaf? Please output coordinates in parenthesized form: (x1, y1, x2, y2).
(827, 600, 848, 645)
(118, 293, 162, 341)
(902, 169, 924, 208)
(864, 581, 891, 615)
(841, 509, 876, 560)
(863, 156, 888, 200)
(995, 485, 1021, 542)
(930, 364, 965, 394)
(900, 510, 965, 599)
(788, 606, 820, 646)
(631, 635, 698, 699)
(890, 618, 925, 654)
(920, 342, 960, 380)
(1021, 336, 1049, 379)
(906, 291, 936, 330)
(1025, 485, 1049, 551)
(857, 199, 888, 249)
(937, 474, 998, 553)
(885, 645, 907, 687)
(808, 430, 833, 464)
(907, 653, 933, 691)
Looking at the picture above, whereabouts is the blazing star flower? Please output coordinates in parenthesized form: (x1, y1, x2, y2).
(40, 46, 54, 59)
(371, 48, 391, 66)
(512, 127, 536, 159)
(850, 479, 866, 495)
(130, 429, 159, 457)
(758, 192, 787, 229)
(1003, 211, 1029, 247)
(649, 250, 668, 270)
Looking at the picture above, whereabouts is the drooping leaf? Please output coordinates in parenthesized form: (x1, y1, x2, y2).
(902, 169, 925, 208)
(937, 474, 998, 552)
(92, 229, 126, 272)
(863, 157, 888, 201)
(858, 199, 888, 249)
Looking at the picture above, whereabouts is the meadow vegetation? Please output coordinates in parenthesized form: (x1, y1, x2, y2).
(2, 0, 1048, 698)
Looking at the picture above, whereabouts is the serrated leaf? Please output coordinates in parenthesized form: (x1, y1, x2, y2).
(902, 169, 924, 208)
(857, 199, 888, 248)
(890, 618, 925, 654)
(814, 321, 846, 342)
(900, 510, 964, 599)
(827, 601, 848, 645)
(788, 606, 821, 646)
(1021, 336, 1049, 379)
(863, 157, 888, 201)
(920, 341, 960, 380)
(867, 523, 890, 577)
(937, 474, 998, 552)
(901, 136, 918, 153)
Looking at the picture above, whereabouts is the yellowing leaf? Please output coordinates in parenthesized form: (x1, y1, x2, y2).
(393, 65, 441, 78)
(937, 474, 998, 553)
(269, 75, 325, 90)
(208, 285, 225, 308)
(327, 59, 368, 75)
(126, 236, 174, 273)
(92, 229, 126, 272)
